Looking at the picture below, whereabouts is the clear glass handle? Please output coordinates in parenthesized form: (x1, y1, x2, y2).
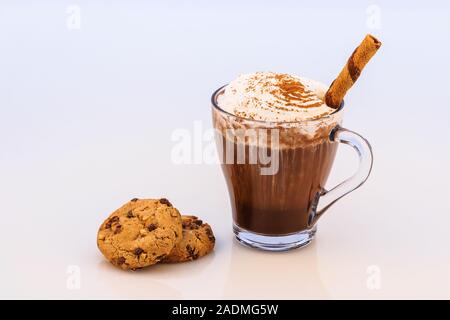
(314, 126, 373, 222)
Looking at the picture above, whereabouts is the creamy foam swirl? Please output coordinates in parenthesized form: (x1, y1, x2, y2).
(217, 72, 335, 122)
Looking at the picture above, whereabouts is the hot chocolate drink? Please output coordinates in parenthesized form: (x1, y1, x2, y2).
(213, 72, 341, 236)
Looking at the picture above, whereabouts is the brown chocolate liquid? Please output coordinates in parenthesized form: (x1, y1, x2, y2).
(221, 139, 338, 235)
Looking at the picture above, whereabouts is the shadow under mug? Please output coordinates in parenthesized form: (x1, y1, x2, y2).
(212, 85, 373, 251)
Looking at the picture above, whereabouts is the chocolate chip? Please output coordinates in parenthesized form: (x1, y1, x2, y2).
(174, 231, 178, 237)
(130, 198, 138, 202)
(159, 198, 172, 207)
(126, 211, 134, 218)
(117, 257, 126, 265)
(134, 248, 144, 256)
(148, 224, 157, 232)
(194, 219, 203, 226)
(105, 216, 119, 229)
(186, 245, 199, 260)
(182, 220, 198, 230)
(114, 224, 122, 234)
(206, 228, 215, 242)
(186, 245, 196, 257)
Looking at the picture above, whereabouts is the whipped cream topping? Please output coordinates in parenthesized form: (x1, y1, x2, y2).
(217, 72, 335, 122)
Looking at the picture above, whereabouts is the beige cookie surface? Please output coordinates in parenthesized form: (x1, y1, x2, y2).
(163, 215, 215, 263)
(97, 198, 182, 270)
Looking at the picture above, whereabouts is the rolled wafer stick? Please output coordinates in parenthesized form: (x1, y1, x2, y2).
(325, 34, 381, 108)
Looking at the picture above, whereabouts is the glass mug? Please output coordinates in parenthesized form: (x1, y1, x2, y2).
(212, 85, 373, 251)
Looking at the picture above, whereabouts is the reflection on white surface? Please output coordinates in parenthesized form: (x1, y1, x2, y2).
(95, 261, 182, 300)
(223, 241, 329, 299)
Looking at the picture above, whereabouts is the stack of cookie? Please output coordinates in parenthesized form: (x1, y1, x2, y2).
(97, 198, 215, 271)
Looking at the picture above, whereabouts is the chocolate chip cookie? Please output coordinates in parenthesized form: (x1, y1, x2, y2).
(163, 215, 215, 263)
(97, 198, 182, 270)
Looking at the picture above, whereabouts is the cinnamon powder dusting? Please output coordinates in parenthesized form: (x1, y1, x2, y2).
(245, 73, 324, 111)
(274, 74, 323, 108)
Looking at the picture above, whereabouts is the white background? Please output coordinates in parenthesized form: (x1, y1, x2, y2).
(1, 0, 450, 299)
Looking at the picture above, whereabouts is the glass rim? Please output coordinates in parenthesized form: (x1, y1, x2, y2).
(211, 84, 344, 124)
